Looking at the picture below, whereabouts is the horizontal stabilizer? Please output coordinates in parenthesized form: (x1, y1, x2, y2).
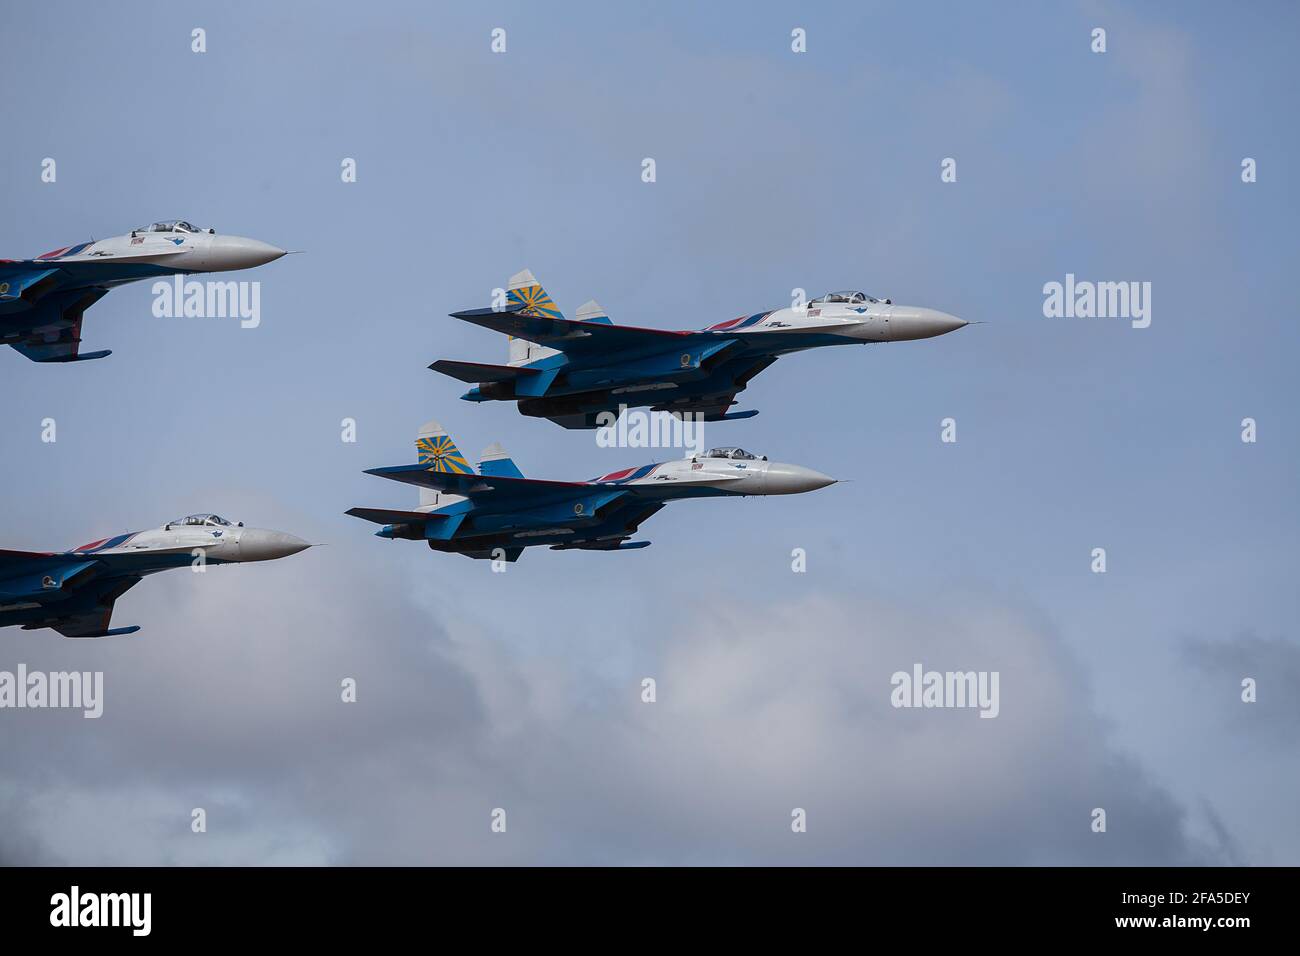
(0, 548, 57, 569)
(344, 507, 436, 526)
(449, 303, 529, 322)
(449, 302, 695, 355)
(364, 463, 586, 497)
(429, 358, 537, 384)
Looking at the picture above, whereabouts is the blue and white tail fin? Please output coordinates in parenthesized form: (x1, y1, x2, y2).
(478, 442, 524, 479)
(575, 299, 613, 326)
(415, 419, 472, 508)
(507, 268, 563, 366)
(507, 268, 563, 319)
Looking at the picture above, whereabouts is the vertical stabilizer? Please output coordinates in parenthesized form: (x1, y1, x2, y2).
(415, 419, 471, 508)
(478, 442, 524, 479)
(506, 268, 562, 366)
(575, 299, 612, 325)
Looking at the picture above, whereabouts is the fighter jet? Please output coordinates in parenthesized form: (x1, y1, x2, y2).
(346, 420, 835, 562)
(431, 269, 967, 428)
(1, 219, 286, 363)
(0, 514, 311, 637)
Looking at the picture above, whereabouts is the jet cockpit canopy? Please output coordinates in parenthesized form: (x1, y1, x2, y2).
(134, 220, 210, 235)
(809, 291, 886, 306)
(169, 513, 235, 528)
(705, 447, 761, 460)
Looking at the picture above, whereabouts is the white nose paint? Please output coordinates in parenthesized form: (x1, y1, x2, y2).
(206, 235, 287, 272)
(763, 463, 837, 495)
(886, 307, 967, 341)
(236, 529, 312, 562)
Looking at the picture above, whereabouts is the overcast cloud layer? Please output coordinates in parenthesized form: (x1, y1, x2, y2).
(1, 1, 1296, 865)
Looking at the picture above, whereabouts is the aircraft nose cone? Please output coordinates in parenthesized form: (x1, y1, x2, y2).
(889, 307, 968, 341)
(212, 235, 286, 271)
(765, 463, 837, 495)
(239, 530, 311, 562)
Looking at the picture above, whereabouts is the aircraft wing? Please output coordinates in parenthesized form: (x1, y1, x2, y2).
(645, 357, 777, 421)
(0, 548, 63, 573)
(7, 288, 112, 362)
(2, 248, 191, 360)
(31, 576, 142, 638)
(363, 464, 589, 499)
(548, 501, 665, 551)
(449, 304, 705, 356)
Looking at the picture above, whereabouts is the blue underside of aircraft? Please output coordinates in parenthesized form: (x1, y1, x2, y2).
(1, 261, 191, 363)
(421, 497, 668, 561)
(0, 550, 233, 636)
(432, 302, 862, 428)
(349, 461, 746, 561)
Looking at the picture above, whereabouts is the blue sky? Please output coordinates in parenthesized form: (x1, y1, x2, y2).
(1, 0, 1296, 864)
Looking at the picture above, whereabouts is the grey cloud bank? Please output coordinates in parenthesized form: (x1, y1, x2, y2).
(0, 552, 1232, 865)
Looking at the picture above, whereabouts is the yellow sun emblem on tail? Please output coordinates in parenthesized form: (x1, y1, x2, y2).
(508, 283, 561, 319)
(417, 435, 472, 474)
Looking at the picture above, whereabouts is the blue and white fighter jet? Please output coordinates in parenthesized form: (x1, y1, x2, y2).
(432, 270, 967, 428)
(346, 420, 835, 562)
(0, 220, 286, 363)
(0, 515, 310, 637)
